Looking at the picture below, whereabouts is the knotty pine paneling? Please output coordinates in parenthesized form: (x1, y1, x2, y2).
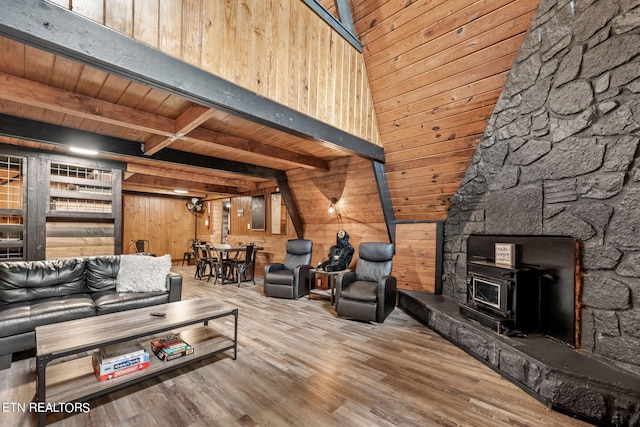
(287, 156, 387, 267)
(122, 193, 194, 262)
(287, 156, 436, 293)
(195, 199, 224, 247)
(55, 0, 380, 146)
(395, 222, 438, 293)
(321, 0, 538, 221)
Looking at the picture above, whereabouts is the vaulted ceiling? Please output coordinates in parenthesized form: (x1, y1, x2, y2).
(0, 0, 539, 223)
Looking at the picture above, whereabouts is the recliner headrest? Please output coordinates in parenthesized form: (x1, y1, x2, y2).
(358, 242, 394, 262)
(286, 239, 313, 255)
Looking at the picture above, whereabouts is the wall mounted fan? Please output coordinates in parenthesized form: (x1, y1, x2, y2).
(186, 197, 204, 212)
(186, 198, 204, 240)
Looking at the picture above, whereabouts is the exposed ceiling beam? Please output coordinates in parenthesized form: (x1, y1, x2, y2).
(0, 113, 282, 180)
(144, 105, 216, 155)
(334, 0, 356, 35)
(123, 174, 241, 195)
(0, 0, 384, 162)
(125, 163, 259, 191)
(184, 128, 329, 171)
(372, 160, 396, 245)
(121, 184, 206, 199)
(0, 72, 327, 170)
(0, 71, 174, 134)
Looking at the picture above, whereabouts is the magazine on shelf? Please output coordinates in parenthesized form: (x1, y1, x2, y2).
(97, 340, 146, 364)
(151, 335, 194, 361)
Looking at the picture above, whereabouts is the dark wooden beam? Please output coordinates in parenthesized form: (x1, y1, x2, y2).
(0, 114, 282, 180)
(372, 160, 396, 245)
(435, 221, 443, 295)
(334, 0, 356, 36)
(303, 0, 361, 52)
(275, 172, 304, 239)
(25, 156, 46, 261)
(0, 0, 382, 162)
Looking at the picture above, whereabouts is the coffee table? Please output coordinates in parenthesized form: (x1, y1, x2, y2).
(34, 297, 238, 426)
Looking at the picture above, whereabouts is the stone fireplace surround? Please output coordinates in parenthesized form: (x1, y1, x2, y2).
(406, 0, 640, 424)
(398, 290, 639, 426)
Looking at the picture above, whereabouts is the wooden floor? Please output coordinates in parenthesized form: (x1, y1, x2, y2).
(0, 266, 590, 427)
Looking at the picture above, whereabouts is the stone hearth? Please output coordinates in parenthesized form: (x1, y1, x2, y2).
(398, 290, 640, 426)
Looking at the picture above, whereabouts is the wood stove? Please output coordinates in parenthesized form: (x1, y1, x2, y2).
(460, 235, 578, 347)
(460, 261, 541, 334)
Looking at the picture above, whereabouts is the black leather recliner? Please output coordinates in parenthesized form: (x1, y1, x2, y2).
(263, 239, 313, 299)
(335, 242, 397, 323)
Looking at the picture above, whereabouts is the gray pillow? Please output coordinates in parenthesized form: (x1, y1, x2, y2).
(116, 254, 171, 293)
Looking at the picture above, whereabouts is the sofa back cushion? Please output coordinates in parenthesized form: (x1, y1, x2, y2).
(86, 255, 120, 292)
(0, 258, 87, 304)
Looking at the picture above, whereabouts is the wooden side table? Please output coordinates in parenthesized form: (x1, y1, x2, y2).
(309, 269, 349, 305)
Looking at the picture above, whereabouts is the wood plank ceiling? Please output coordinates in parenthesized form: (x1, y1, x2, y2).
(0, 35, 347, 198)
(325, 0, 540, 220)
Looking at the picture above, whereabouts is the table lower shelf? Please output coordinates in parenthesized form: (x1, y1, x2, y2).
(41, 326, 235, 404)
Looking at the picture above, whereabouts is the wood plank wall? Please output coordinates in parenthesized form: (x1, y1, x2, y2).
(124, 159, 437, 291)
(47, 0, 381, 146)
(288, 157, 436, 292)
(323, 0, 538, 221)
(122, 193, 193, 260)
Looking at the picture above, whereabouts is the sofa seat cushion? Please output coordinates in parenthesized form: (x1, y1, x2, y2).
(341, 280, 378, 303)
(0, 294, 96, 337)
(93, 291, 169, 315)
(265, 269, 294, 285)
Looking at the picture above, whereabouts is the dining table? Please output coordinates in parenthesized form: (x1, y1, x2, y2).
(209, 244, 263, 285)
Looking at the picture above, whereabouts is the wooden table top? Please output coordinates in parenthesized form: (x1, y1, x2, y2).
(210, 244, 264, 252)
(36, 297, 237, 357)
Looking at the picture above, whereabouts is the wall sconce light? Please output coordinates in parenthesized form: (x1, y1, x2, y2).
(328, 197, 338, 214)
(328, 197, 343, 229)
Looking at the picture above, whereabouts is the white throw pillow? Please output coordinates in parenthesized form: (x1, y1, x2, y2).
(116, 254, 171, 293)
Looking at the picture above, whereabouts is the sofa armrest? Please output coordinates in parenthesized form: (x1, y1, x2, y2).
(167, 272, 182, 302)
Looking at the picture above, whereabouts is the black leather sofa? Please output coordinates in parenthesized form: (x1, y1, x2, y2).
(0, 255, 182, 369)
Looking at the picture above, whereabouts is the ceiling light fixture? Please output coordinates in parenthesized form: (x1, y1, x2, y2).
(173, 189, 189, 194)
(69, 146, 98, 155)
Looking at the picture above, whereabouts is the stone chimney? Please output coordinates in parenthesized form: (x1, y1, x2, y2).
(444, 0, 640, 376)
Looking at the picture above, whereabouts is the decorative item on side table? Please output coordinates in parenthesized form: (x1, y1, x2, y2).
(92, 341, 150, 382)
(151, 334, 194, 361)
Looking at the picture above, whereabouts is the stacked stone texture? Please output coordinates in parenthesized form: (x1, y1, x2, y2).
(443, 0, 640, 377)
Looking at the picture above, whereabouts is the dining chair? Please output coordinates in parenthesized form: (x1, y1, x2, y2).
(193, 245, 207, 279)
(182, 238, 198, 266)
(204, 245, 221, 283)
(234, 244, 256, 286)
